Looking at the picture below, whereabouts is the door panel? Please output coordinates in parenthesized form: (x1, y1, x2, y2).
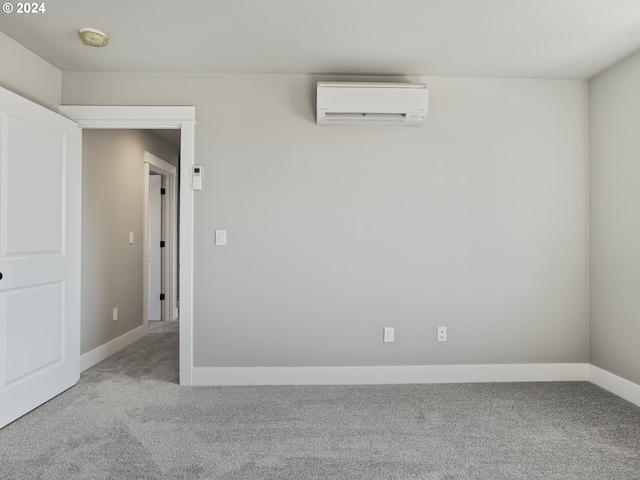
(2, 114, 63, 255)
(0, 87, 81, 428)
(1, 282, 63, 387)
(148, 175, 162, 321)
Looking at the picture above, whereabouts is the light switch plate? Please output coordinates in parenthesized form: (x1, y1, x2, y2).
(383, 327, 394, 343)
(215, 230, 227, 246)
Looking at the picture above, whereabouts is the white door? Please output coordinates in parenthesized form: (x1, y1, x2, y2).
(0, 87, 81, 428)
(148, 174, 162, 321)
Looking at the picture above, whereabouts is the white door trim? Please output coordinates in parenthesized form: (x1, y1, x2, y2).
(143, 152, 177, 327)
(59, 105, 195, 386)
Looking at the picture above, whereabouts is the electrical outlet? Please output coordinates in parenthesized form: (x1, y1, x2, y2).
(113, 307, 118, 322)
(437, 326, 447, 342)
(383, 327, 395, 343)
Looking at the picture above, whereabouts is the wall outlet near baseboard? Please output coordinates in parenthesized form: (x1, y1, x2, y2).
(383, 327, 395, 343)
(437, 326, 447, 342)
(113, 307, 118, 322)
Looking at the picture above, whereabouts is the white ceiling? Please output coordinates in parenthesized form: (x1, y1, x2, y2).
(1, 0, 640, 79)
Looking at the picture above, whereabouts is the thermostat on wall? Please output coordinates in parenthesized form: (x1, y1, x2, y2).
(192, 165, 202, 190)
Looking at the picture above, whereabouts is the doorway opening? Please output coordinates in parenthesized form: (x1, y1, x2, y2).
(144, 151, 179, 333)
(78, 129, 181, 375)
(59, 105, 195, 386)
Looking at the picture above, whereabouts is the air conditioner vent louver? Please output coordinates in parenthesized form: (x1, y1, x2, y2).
(316, 82, 428, 126)
(322, 113, 408, 122)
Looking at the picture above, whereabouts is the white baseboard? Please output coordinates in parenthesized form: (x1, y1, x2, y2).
(80, 325, 147, 372)
(589, 365, 640, 408)
(192, 363, 589, 386)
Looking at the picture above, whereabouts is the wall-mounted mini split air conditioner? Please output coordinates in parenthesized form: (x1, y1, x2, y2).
(316, 82, 429, 126)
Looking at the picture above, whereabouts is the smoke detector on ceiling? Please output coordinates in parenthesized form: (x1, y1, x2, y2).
(79, 28, 109, 47)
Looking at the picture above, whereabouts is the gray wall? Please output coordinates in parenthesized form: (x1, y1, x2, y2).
(64, 73, 589, 368)
(0, 31, 61, 111)
(81, 129, 179, 354)
(590, 51, 640, 385)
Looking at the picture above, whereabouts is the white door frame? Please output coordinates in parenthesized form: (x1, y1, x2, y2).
(59, 106, 195, 386)
(143, 152, 177, 326)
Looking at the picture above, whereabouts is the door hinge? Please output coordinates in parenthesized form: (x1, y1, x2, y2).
(161, 188, 166, 195)
(160, 293, 165, 301)
(160, 241, 165, 248)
